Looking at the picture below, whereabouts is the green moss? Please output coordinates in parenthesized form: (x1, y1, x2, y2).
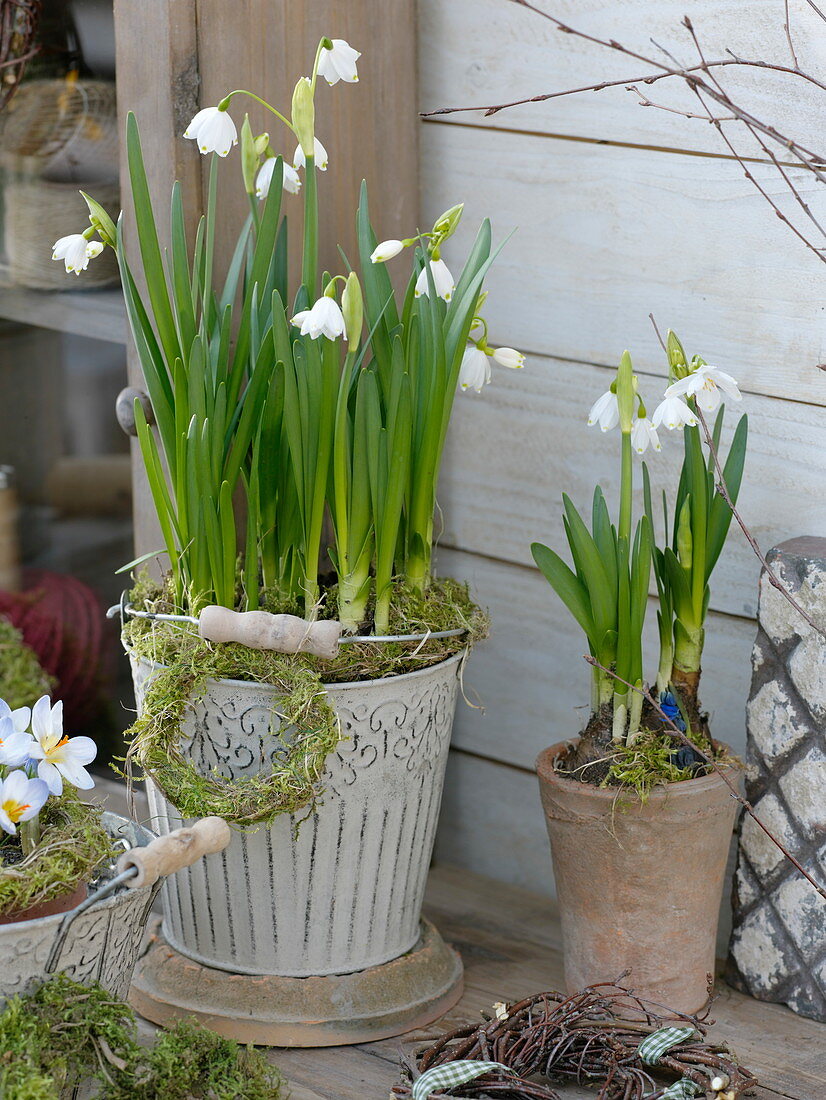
(602, 729, 737, 802)
(0, 974, 285, 1099)
(0, 615, 54, 710)
(0, 795, 114, 919)
(123, 573, 487, 825)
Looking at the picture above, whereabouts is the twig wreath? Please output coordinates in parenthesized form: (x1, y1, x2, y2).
(393, 977, 758, 1100)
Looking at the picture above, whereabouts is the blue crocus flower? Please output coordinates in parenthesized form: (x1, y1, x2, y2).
(659, 690, 686, 732)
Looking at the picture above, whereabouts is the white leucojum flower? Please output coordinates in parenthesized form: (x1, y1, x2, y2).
(414, 258, 455, 302)
(291, 296, 347, 341)
(370, 239, 404, 263)
(28, 696, 97, 795)
(630, 416, 661, 455)
(317, 39, 361, 85)
(255, 157, 301, 198)
(293, 137, 329, 171)
(651, 394, 698, 431)
(458, 345, 491, 393)
(587, 390, 620, 432)
(492, 347, 525, 370)
(0, 771, 48, 836)
(183, 106, 238, 157)
(51, 234, 104, 275)
(664, 364, 742, 414)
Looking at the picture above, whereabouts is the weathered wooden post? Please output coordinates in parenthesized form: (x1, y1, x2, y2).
(727, 536, 826, 1022)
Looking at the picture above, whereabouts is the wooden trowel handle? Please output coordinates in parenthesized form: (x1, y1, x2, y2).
(116, 817, 231, 888)
(198, 606, 342, 659)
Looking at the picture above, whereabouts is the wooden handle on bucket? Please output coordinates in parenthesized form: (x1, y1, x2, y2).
(198, 606, 342, 658)
(116, 817, 231, 888)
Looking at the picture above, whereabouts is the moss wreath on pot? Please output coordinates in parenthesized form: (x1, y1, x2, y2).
(64, 31, 511, 1028)
(531, 332, 747, 1015)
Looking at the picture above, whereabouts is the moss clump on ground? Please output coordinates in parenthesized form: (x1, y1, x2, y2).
(123, 573, 487, 825)
(0, 974, 285, 1099)
(0, 615, 54, 709)
(0, 795, 114, 918)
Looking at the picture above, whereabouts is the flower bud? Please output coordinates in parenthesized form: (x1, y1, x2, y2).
(666, 329, 689, 379)
(341, 272, 363, 348)
(432, 203, 464, 243)
(616, 349, 636, 434)
(492, 347, 525, 369)
(254, 131, 270, 156)
(79, 191, 116, 249)
(291, 76, 315, 159)
(370, 239, 404, 263)
(240, 115, 258, 196)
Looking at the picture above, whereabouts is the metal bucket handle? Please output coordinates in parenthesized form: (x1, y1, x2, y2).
(45, 817, 230, 973)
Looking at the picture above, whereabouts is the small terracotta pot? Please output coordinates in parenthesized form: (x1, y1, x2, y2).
(536, 739, 741, 1014)
(0, 880, 87, 926)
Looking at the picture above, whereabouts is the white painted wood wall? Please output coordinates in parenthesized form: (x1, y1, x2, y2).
(420, 1, 826, 895)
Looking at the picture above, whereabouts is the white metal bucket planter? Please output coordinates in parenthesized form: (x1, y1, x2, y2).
(129, 652, 466, 1045)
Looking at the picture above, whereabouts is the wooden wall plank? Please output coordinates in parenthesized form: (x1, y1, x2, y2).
(437, 352, 826, 621)
(195, 0, 419, 287)
(436, 548, 753, 771)
(419, 0, 826, 157)
(420, 123, 826, 406)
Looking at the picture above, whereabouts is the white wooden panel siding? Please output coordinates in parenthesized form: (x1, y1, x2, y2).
(419, 0, 826, 159)
(420, 2, 826, 896)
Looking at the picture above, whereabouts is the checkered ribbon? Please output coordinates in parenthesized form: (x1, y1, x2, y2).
(638, 1026, 697, 1065)
(637, 1027, 701, 1100)
(412, 1060, 515, 1100)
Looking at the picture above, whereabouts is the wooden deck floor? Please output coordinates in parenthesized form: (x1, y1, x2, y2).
(268, 865, 824, 1100)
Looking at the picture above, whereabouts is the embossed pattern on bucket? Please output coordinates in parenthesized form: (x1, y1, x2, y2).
(134, 654, 463, 977)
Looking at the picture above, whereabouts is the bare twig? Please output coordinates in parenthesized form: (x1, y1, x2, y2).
(585, 655, 826, 903)
(422, 1, 826, 261)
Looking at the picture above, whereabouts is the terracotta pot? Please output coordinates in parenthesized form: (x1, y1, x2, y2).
(536, 739, 741, 1014)
(0, 880, 87, 926)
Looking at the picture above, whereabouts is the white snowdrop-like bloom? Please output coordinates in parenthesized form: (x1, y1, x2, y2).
(414, 258, 455, 302)
(293, 137, 328, 171)
(0, 770, 49, 836)
(651, 394, 698, 431)
(183, 106, 238, 157)
(0, 715, 33, 768)
(630, 416, 661, 455)
(317, 39, 361, 85)
(587, 390, 620, 432)
(291, 296, 347, 341)
(370, 239, 404, 263)
(664, 364, 742, 414)
(27, 696, 97, 796)
(51, 234, 104, 275)
(458, 345, 491, 393)
(255, 157, 302, 199)
(492, 347, 525, 370)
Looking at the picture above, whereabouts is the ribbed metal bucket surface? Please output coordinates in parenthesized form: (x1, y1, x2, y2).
(133, 653, 464, 977)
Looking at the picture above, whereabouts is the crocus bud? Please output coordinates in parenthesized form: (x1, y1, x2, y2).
(291, 76, 315, 159)
(79, 191, 116, 249)
(432, 202, 464, 243)
(341, 272, 363, 349)
(370, 239, 404, 263)
(240, 115, 258, 195)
